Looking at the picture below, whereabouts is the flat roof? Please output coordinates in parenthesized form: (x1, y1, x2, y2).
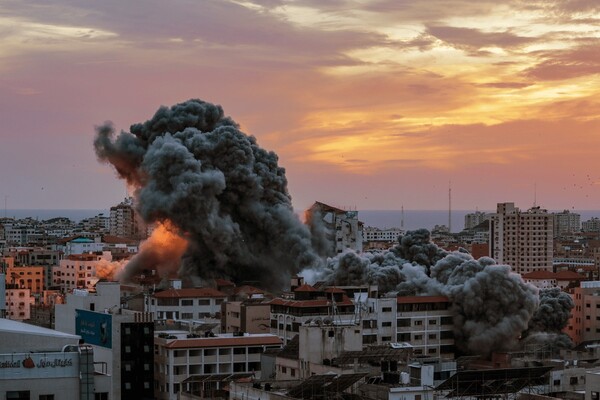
(153, 288, 227, 298)
(160, 334, 282, 349)
(0, 318, 80, 339)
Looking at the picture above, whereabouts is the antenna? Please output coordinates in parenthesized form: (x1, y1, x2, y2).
(401, 205, 404, 230)
(533, 183, 537, 207)
(448, 181, 452, 233)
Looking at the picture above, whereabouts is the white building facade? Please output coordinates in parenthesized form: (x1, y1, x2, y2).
(154, 332, 282, 400)
(489, 203, 553, 274)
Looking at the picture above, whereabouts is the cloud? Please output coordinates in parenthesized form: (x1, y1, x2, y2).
(524, 43, 600, 80)
(426, 25, 534, 53)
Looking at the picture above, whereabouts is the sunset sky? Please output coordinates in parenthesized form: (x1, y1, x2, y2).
(1, 0, 600, 212)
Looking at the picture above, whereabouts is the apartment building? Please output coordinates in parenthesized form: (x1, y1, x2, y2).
(306, 201, 363, 255)
(553, 210, 581, 237)
(567, 281, 600, 345)
(6, 265, 44, 295)
(396, 296, 455, 359)
(5, 286, 34, 321)
(110, 197, 146, 239)
(489, 203, 553, 274)
(154, 332, 282, 400)
(583, 217, 600, 233)
(363, 227, 403, 249)
(52, 251, 113, 292)
(55, 282, 155, 400)
(269, 284, 356, 343)
(146, 286, 227, 321)
(464, 211, 489, 230)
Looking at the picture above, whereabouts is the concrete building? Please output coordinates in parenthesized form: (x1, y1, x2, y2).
(269, 284, 356, 343)
(3, 247, 62, 289)
(64, 237, 105, 256)
(395, 296, 455, 359)
(146, 286, 227, 321)
(567, 281, 600, 345)
(464, 211, 489, 230)
(52, 251, 113, 292)
(521, 270, 557, 289)
(222, 299, 271, 334)
(6, 265, 44, 295)
(553, 210, 581, 237)
(55, 282, 155, 400)
(489, 202, 553, 274)
(306, 201, 363, 255)
(582, 217, 600, 233)
(0, 318, 110, 399)
(5, 285, 35, 321)
(363, 227, 403, 250)
(154, 331, 282, 400)
(585, 368, 600, 400)
(110, 197, 146, 240)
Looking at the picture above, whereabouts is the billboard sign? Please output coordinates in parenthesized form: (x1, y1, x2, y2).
(75, 309, 112, 349)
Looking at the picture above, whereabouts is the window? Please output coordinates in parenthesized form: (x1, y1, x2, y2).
(382, 307, 392, 312)
(7, 392, 30, 400)
(39, 396, 54, 400)
(570, 377, 578, 385)
(181, 299, 193, 306)
(94, 394, 108, 400)
(382, 322, 392, 327)
(198, 299, 210, 306)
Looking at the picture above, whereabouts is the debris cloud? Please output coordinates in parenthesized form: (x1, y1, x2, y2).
(95, 99, 321, 290)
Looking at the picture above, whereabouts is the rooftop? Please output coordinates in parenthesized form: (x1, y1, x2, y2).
(153, 287, 227, 299)
(159, 333, 282, 349)
(0, 318, 80, 339)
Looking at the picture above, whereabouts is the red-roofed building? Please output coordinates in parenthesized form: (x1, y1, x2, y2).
(269, 287, 356, 343)
(147, 288, 227, 321)
(555, 270, 586, 290)
(154, 332, 281, 399)
(522, 270, 586, 290)
(522, 270, 557, 289)
(215, 279, 235, 296)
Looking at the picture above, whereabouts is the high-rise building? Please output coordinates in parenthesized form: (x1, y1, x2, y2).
(55, 282, 155, 400)
(582, 217, 600, 233)
(110, 197, 146, 239)
(489, 202, 553, 274)
(306, 202, 363, 255)
(464, 211, 489, 231)
(553, 210, 581, 237)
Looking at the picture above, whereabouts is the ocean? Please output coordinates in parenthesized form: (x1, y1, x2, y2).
(3, 209, 600, 233)
(2, 209, 110, 223)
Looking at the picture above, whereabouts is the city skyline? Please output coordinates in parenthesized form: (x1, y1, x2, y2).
(2, 1, 600, 211)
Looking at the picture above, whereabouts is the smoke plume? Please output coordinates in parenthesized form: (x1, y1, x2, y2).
(316, 230, 543, 356)
(95, 99, 321, 290)
(522, 287, 574, 349)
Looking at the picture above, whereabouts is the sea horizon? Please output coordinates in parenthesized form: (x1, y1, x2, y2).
(3, 208, 600, 233)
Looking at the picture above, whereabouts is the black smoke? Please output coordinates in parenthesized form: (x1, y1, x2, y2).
(522, 287, 574, 350)
(94, 99, 322, 290)
(316, 230, 543, 356)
